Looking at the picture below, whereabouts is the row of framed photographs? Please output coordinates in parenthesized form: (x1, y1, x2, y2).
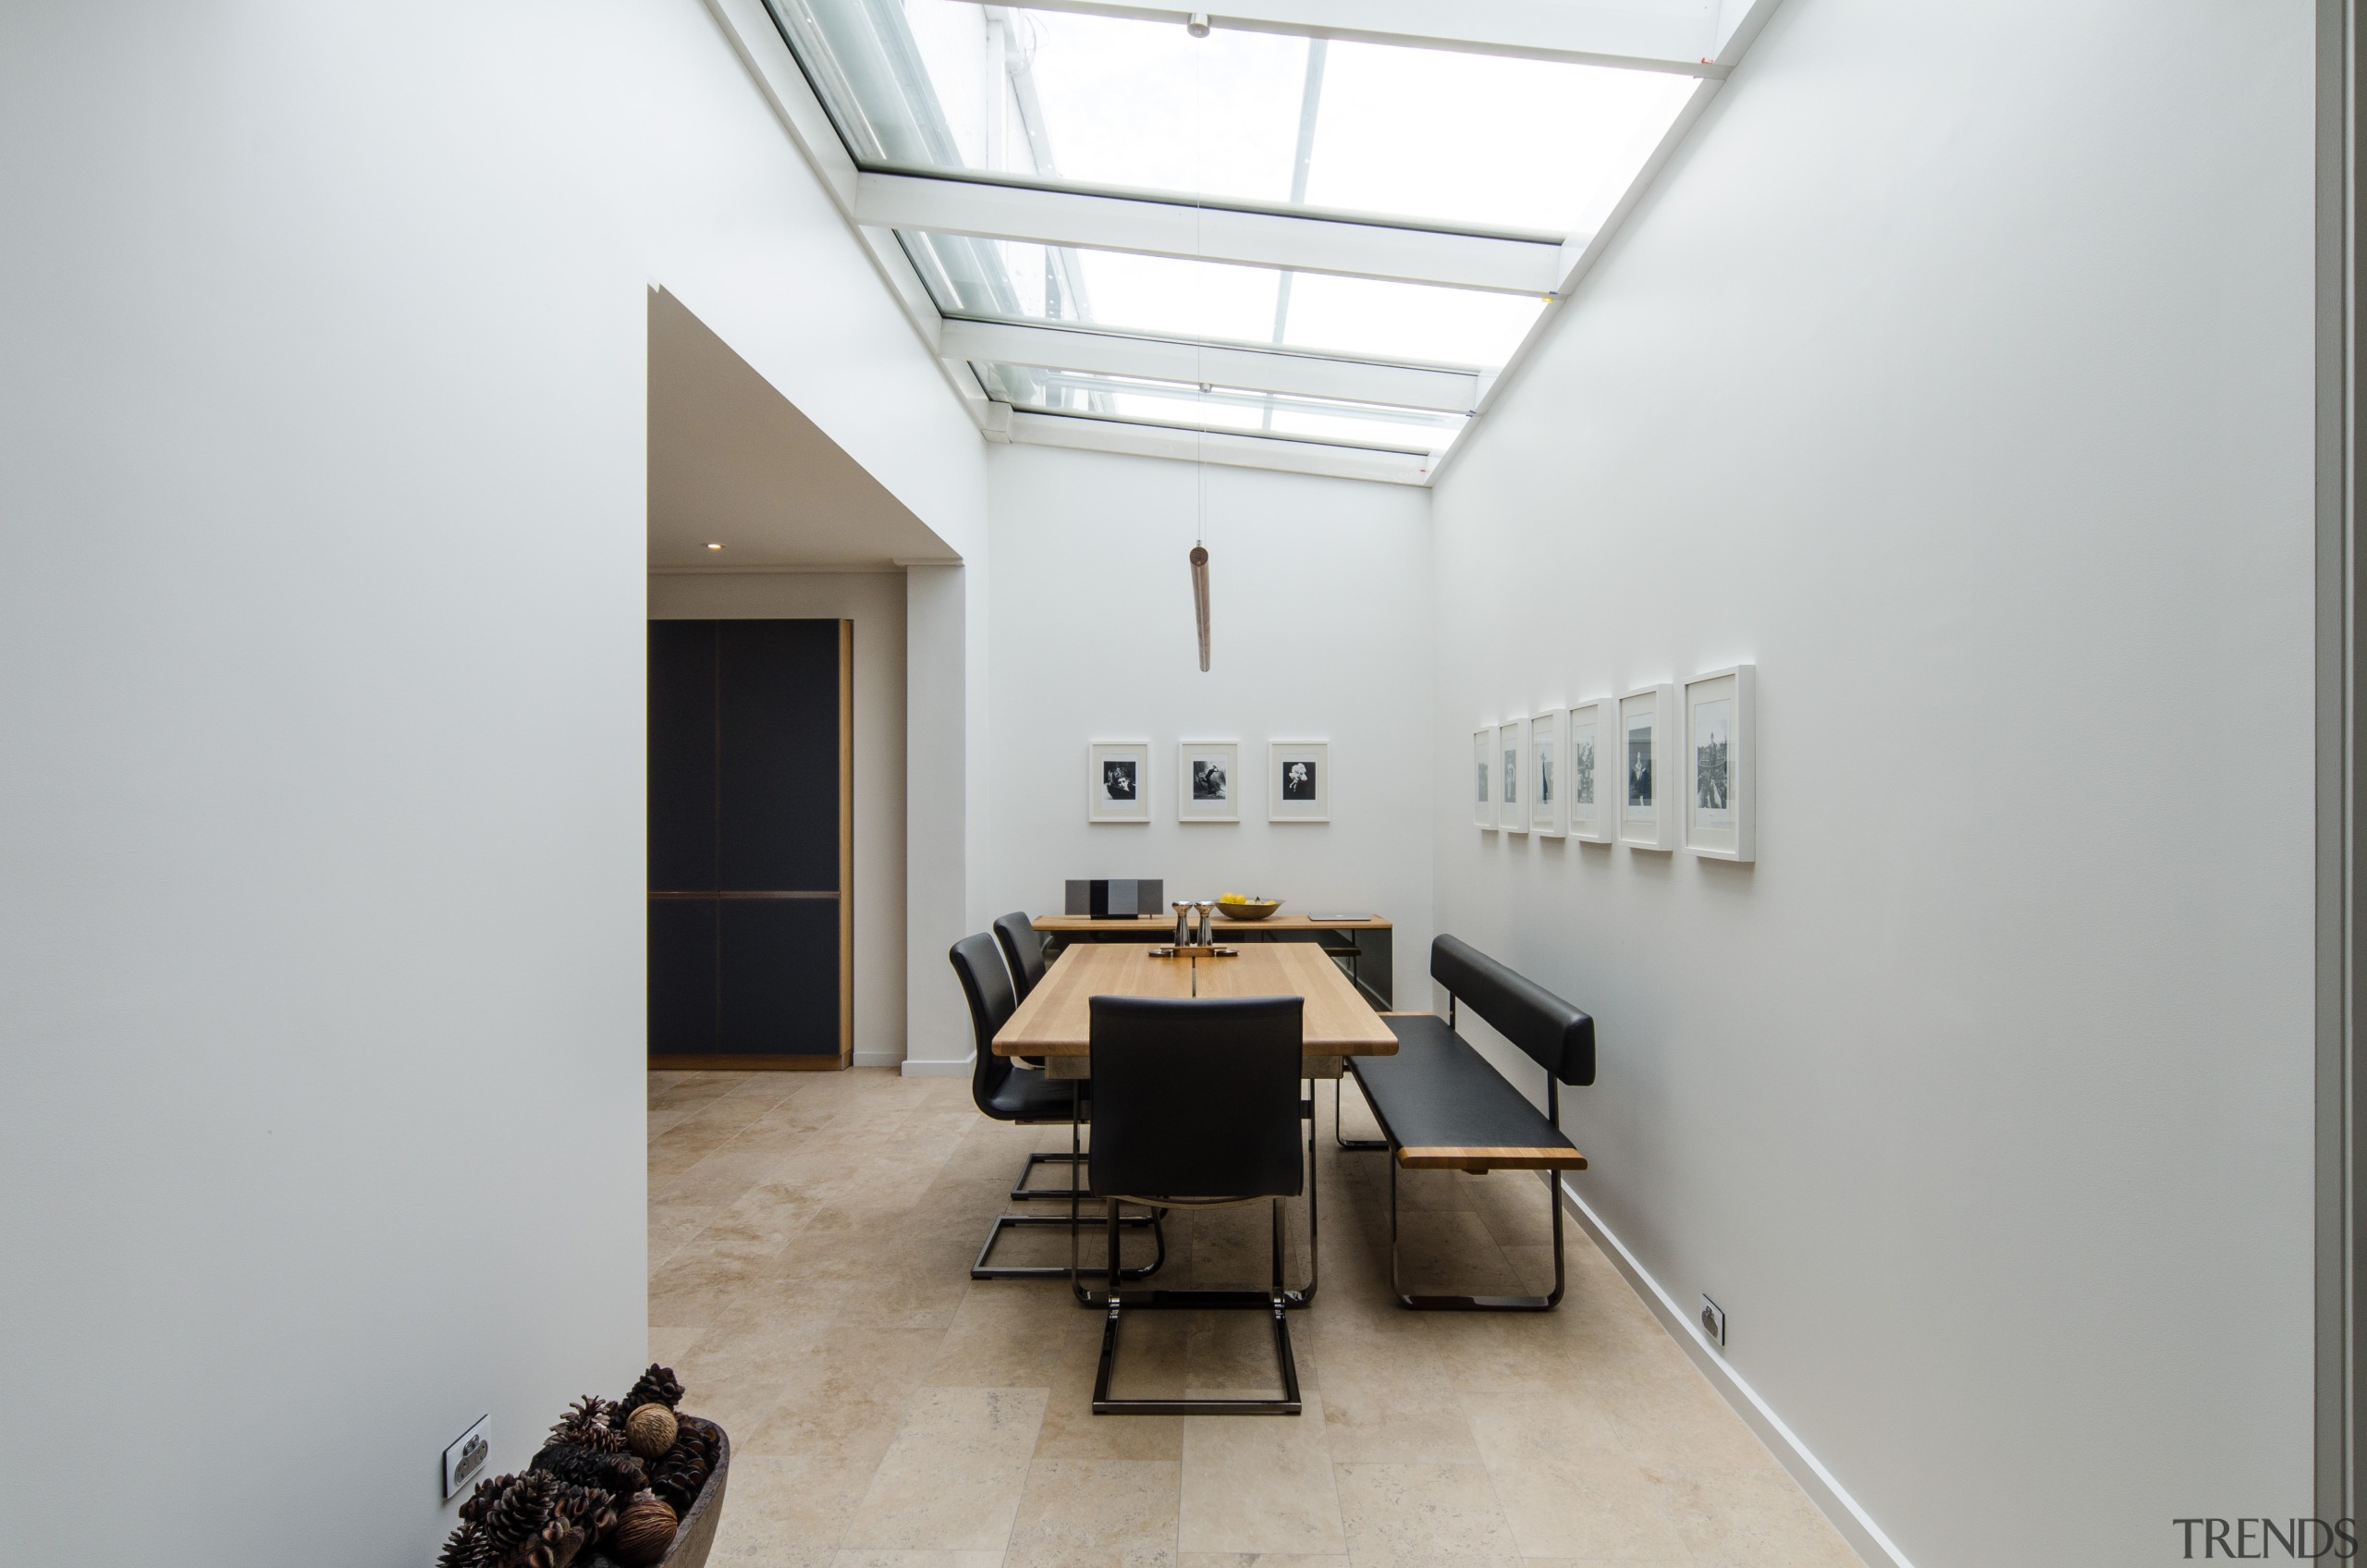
(1088, 740, 1330, 824)
(1477, 665, 1755, 862)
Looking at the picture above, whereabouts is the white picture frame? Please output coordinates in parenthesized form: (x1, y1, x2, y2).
(1566, 699, 1613, 842)
(1683, 665, 1757, 862)
(1087, 741, 1152, 823)
(1617, 684, 1678, 851)
(1268, 740, 1329, 822)
(1177, 741, 1240, 823)
(1473, 726, 1497, 829)
(1500, 716, 1528, 834)
(1530, 708, 1565, 837)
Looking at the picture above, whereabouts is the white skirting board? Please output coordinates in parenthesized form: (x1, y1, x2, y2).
(852, 1050, 904, 1069)
(899, 1054, 974, 1077)
(1551, 1174, 1916, 1568)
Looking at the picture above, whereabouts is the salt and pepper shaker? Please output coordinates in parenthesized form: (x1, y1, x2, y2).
(1196, 901, 1215, 947)
(1171, 900, 1193, 949)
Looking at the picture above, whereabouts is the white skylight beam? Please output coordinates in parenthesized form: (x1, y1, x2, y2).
(855, 172, 1562, 293)
(939, 318, 1479, 410)
(931, 0, 1726, 75)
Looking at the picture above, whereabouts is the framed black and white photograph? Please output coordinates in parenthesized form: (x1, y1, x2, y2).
(1566, 698, 1613, 843)
(1684, 665, 1757, 862)
(1474, 726, 1496, 829)
(1500, 716, 1528, 835)
(1177, 741, 1240, 823)
(1087, 741, 1152, 823)
(1269, 740, 1329, 822)
(1618, 684, 1678, 851)
(1531, 708, 1564, 837)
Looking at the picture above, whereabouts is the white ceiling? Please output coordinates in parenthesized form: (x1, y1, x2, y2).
(647, 288, 950, 570)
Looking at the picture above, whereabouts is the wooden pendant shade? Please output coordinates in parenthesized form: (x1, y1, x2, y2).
(1190, 545, 1210, 672)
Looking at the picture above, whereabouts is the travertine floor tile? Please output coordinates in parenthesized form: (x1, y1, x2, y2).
(834, 1553, 1007, 1568)
(1333, 1463, 1521, 1568)
(1314, 1331, 1479, 1466)
(1459, 1390, 1686, 1561)
(1005, 1457, 1181, 1568)
(649, 1072, 1863, 1568)
(706, 1452, 874, 1566)
(1642, 1466, 1860, 1567)
(1179, 1394, 1346, 1555)
(844, 1387, 1051, 1550)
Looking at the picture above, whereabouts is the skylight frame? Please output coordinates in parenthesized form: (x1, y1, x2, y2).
(713, 0, 1786, 486)
(970, 360, 1469, 455)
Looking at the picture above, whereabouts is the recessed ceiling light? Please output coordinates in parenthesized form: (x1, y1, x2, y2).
(705, 543, 723, 550)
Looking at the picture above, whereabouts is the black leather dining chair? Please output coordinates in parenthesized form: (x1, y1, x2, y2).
(1078, 994, 1306, 1415)
(949, 933, 1159, 1281)
(987, 910, 1077, 1201)
(991, 911, 1049, 1001)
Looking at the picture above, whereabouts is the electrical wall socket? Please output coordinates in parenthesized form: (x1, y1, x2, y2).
(1699, 1294, 1727, 1348)
(444, 1415, 491, 1501)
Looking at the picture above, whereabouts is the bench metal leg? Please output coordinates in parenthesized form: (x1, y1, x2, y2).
(1089, 1198, 1303, 1415)
(1332, 1073, 1388, 1152)
(1388, 1158, 1566, 1311)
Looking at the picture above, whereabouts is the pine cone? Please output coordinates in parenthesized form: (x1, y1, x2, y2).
(459, 1473, 520, 1526)
(532, 1442, 647, 1512)
(553, 1479, 621, 1544)
(618, 1364, 686, 1415)
(645, 1444, 709, 1515)
(548, 1395, 625, 1454)
(435, 1519, 481, 1568)
(474, 1471, 559, 1563)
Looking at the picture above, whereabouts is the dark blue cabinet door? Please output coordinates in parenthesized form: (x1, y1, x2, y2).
(648, 619, 847, 1063)
(647, 621, 718, 892)
(647, 898, 717, 1055)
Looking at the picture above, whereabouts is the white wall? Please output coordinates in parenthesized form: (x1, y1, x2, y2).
(0, 3, 986, 1562)
(1430, 3, 2316, 1563)
(983, 446, 1434, 1006)
(647, 571, 908, 1066)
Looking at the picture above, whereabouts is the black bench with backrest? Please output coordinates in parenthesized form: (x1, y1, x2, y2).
(1343, 934, 1593, 1311)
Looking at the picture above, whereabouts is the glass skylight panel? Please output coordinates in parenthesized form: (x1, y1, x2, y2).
(899, 231, 1544, 367)
(769, 0, 1695, 235)
(975, 363, 1466, 453)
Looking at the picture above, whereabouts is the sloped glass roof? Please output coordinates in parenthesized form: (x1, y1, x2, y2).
(762, 0, 1707, 471)
(974, 362, 1466, 453)
(775, 0, 1691, 235)
(898, 231, 1543, 366)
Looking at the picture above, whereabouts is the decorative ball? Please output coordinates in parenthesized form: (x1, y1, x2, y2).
(624, 1403, 679, 1459)
(614, 1496, 680, 1566)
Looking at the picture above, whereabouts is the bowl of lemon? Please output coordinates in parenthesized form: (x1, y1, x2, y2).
(1213, 893, 1283, 921)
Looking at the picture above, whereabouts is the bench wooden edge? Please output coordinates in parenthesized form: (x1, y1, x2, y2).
(1394, 1145, 1588, 1171)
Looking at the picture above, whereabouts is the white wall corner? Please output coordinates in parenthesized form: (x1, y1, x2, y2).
(905, 563, 975, 1069)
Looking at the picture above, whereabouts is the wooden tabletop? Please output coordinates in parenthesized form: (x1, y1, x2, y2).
(1032, 913, 1392, 932)
(993, 941, 1399, 1059)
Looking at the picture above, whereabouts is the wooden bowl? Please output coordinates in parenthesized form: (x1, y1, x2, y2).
(1213, 900, 1282, 922)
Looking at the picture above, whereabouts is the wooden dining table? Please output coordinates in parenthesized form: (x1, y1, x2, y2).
(992, 940, 1397, 1079)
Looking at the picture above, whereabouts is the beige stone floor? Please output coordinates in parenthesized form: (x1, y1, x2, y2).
(648, 1068, 1859, 1568)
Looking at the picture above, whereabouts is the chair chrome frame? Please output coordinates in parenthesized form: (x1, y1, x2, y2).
(1087, 1196, 1302, 1416)
(1067, 1087, 1318, 1312)
(971, 1088, 1166, 1283)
